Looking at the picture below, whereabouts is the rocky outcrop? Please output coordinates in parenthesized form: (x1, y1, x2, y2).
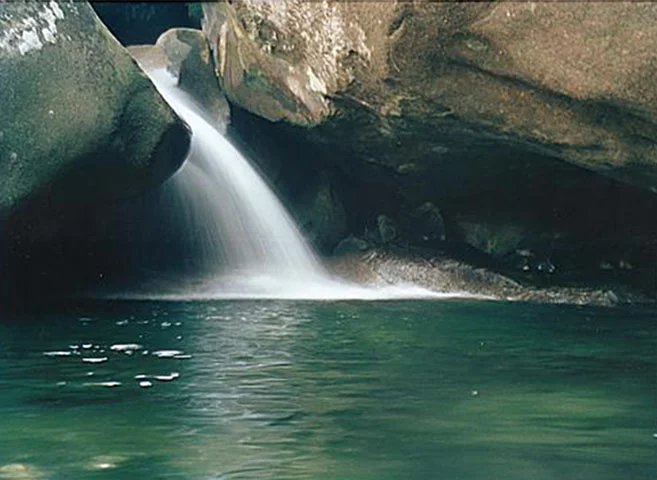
(0, 1, 190, 220)
(0, 2, 194, 305)
(129, 28, 231, 131)
(203, 1, 657, 190)
(328, 249, 652, 307)
(203, 1, 657, 291)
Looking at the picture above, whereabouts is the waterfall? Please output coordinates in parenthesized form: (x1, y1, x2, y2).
(152, 71, 324, 270)
(111, 69, 441, 300)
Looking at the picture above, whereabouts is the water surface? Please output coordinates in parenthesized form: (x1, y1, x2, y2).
(0, 300, 655, 479)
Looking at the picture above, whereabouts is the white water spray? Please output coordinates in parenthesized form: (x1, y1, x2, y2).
(124, 69, 453, 300)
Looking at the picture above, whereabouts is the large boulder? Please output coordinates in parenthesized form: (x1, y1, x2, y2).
(0, 1, 190, 220)
(202, 1, 657, 289)
(203, 1, 657, 190)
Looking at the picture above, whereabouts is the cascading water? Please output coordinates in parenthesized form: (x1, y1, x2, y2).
(118, 68, 447, 300)
(147, 70, 328, 295)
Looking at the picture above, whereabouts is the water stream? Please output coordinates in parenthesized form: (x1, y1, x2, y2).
(114, 69, 446, 301)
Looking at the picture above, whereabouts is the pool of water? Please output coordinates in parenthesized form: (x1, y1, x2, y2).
(0, 299, 655, 479)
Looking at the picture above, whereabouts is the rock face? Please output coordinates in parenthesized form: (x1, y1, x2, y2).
(204, 1, 657, 189)
(203, 1, 657, 290)
(129, 28, 231, 132)
(0, 1, 190, 219)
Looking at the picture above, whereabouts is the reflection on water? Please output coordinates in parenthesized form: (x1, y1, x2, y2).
(0, 300, 655, 479)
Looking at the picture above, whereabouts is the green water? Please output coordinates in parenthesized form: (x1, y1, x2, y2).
(0, 299, 655, 479)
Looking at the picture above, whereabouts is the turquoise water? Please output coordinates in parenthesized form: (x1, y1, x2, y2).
(0, 300, 655, 479)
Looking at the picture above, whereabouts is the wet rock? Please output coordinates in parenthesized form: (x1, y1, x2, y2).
(129, 28, 230, 132)
(201, 1, 657, 292)
(330, 248, 654, 307)
(0, 1, 190, 219)
(334, 235, 371, 256)
(412, 202, 446, 243)
(605, 290, 620, 305)
(377, 215, 397, 245)
(294, 173, 347, 253)
(454, 220, 529, 259)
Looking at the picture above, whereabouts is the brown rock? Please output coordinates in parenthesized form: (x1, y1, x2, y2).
(202, 0, 657, 190)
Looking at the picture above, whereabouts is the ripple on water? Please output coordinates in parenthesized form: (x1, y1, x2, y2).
(43, 351, 72, 357)
(153, 372, 180, 382)
(110, 343, 142, 352)
(152, 350, 182, 358)
(86, 455, 126, 471)
(82, 381, 121, 388)
(82, 357, 108, 364)
(152, 350, 192, 359)
(135, 373, 181, 382)
(0, 463, 45, 479)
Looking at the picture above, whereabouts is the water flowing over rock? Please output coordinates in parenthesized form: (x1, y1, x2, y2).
(203, 1, 657, 292)
(0, 1, 190, 220)
(91, 69, 436, 300)
(129, 28, 231, 132)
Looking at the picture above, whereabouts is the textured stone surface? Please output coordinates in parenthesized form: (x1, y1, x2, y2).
(203, 1, 657, 190)
(129, 28, 231, 131)
(203, 0, 657, 290)
(0, 1, 190, 219)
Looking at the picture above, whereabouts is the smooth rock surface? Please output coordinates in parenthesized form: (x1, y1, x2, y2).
(203, 1, 657, 190)
(0, 1, 190, 218)
(129, 28, 230, 132)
